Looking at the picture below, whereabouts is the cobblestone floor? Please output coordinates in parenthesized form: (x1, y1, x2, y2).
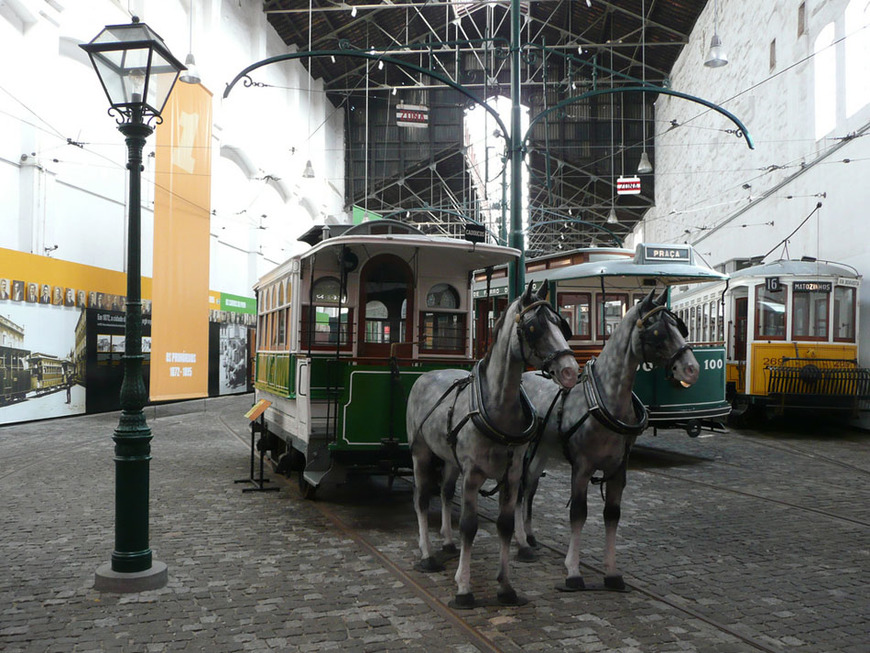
(1, 395, 867, 652)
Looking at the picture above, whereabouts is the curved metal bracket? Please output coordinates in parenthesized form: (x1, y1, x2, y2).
(223, 50, 510, 143)
(525, 85, 755, 150)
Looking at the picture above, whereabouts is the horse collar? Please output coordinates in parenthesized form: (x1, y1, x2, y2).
(582, 358, 649, 437)
(470, 360, 539, 446)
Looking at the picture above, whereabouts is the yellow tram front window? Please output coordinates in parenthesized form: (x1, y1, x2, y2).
(834, 286, 856, 342)
(558, 293, 591, 340)
(792, 287, 829, 340)
(755, 284, 786, 340)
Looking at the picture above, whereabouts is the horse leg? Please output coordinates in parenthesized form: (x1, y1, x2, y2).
(439, 462, 460, 555)
(562, 463, 591, 590)
(451, 466, 486, 608)
(514, 452, 546, 561)
(411, 445, 444, 572)
(496, 458, 524, 605)
(602, 472, 627, 590)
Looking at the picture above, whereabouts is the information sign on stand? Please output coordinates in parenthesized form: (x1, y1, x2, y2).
(236, 400, 279, 493)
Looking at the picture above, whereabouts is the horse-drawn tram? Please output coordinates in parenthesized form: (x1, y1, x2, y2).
(253, 220, 521, 497)
(670, 256, 870, 420)
(474, 243, 730, 436)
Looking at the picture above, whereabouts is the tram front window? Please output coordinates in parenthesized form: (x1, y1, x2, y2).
(558, 293, 591, 339)
(596, 294, 627, 338)
(755, 285, 786, 340)
(421, 284, 465, 352)
(834, 286, 856, 341)
(303, 277, 351, 348)
(793, 289, 829, 340)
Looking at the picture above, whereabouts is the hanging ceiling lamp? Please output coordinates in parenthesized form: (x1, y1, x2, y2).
(607, 207, 619, 224)
(637, 0, 653, 174)
(303, 0, 315, 179)
(179, 2, 201, 84)
(704, 0, 728, 68)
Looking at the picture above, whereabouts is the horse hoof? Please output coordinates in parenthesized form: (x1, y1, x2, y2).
(448, 593, 476, 610)
(441, 543, 459, 557)
(555, 576, 585, 592)
(516, 546, 538, 562)
(497, 589, 529, 606)
(604, 575, 626, 591)
(414, 557, 445, 573)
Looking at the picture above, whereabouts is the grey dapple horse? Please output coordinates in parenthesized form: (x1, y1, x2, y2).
(516, 289, 698, 591)
(406, 281, 579, 608)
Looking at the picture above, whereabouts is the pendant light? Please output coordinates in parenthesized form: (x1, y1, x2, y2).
(637, 0, 652, 174)
(704, 0, 728, 68)
(179, 1, 201, 84)
(303, 0, 315, 178)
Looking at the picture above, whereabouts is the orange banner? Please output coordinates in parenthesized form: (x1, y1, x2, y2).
(150, 83, 213, 401)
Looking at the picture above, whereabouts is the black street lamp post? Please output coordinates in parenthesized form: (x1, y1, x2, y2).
(80, 17, 184, 593)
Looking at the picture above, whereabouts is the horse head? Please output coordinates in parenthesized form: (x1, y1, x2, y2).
(513, 280, 579, 389)
(632, 289, 699, 388)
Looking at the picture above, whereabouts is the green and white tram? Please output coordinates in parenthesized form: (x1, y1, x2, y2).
(474, 243, 730, 436)
(253, 220, 519, 496)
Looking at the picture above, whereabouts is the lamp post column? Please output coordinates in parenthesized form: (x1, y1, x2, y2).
(94, 107, 167, 592)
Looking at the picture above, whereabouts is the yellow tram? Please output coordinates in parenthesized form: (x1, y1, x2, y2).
(671, 257, 870, 420)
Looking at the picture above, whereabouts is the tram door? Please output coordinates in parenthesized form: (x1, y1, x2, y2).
(734, 297, 748, 361)
(358, 254, 414, 359)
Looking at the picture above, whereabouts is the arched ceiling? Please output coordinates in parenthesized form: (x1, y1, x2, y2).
(261, 0, 712, 255)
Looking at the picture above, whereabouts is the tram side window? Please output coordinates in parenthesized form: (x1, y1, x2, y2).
(596, 293, 627, 337)
(558, 292, 591, 340)
(834, 286, 856, 341)
(793, 288, 829, 340)
(302, 277, 352, 349)
(421, 284, 465, 352)
(755, 285, 786, 340)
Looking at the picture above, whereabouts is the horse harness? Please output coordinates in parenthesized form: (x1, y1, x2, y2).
(527, 309, 669, 489)
(415, 360, 539, 496)
(529, 303, 693, 493)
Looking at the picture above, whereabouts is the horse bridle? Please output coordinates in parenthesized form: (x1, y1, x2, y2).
(634, 304, 692, 380)
(515, 299, 574, 378)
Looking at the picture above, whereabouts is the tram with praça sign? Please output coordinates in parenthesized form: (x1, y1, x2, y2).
(474, 243, 731, 437)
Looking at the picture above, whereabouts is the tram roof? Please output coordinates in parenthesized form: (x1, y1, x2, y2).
(729, 258, 861, 281)
(304, 232, 520, 269)
(258, 227, 520, 288)
(527, 243, 727, 286)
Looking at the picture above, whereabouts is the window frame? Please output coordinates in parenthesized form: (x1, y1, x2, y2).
(833, 285, 857, 343)
(791, 287, 830, 341)
(754, 283, 787, 341)
(301, 276, 353, 351)
(557, 291, 592, 341)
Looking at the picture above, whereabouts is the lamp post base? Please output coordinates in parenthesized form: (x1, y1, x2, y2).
(94, 560, 167, 593)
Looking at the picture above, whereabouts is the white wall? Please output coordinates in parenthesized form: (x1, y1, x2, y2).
(0, 0, 345, 298)
(640, 0, 870, 368)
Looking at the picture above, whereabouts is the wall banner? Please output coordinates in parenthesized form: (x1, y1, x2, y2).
(150, 83, 213, 401)
(0, 248, 142, 425)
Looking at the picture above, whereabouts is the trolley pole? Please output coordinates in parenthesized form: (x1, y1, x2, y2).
(507, 0, 526, 301)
